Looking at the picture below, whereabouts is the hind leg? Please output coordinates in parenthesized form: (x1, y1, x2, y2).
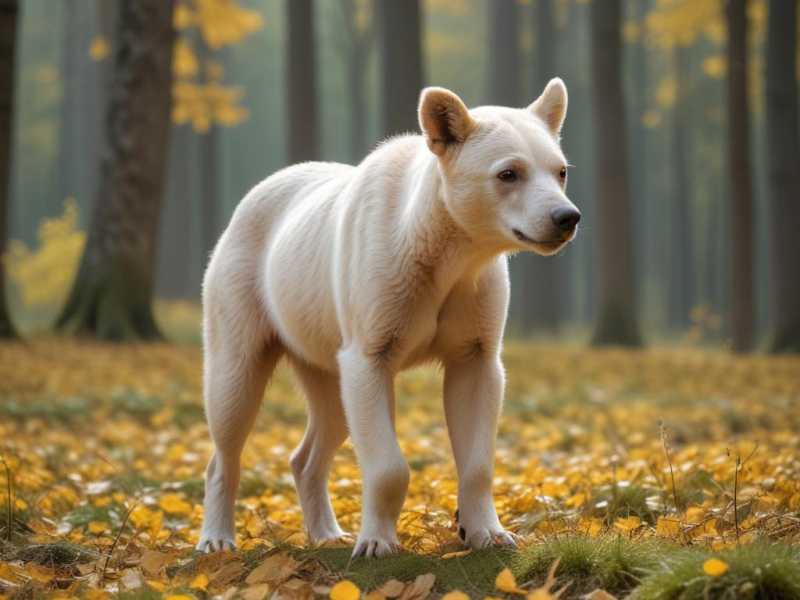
(289, 360, 349, 543)
(197, 322, 282, 553)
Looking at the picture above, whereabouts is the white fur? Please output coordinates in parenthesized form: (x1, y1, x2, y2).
(196, 80, 578, 557)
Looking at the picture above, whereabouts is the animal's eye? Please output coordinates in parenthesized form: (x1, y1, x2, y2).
(497, 169, 518, 183)
(559, 167, 567, 181)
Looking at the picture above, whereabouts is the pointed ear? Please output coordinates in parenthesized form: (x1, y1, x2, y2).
(418, 87, 477, 156)
(529, 77, 568, 136)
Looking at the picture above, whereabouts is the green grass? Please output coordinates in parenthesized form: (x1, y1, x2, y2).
(291, 538, 800, 599)
(632, 542, 800, 600)
(514, 536, 667, 597)
(297, 546, 516, 596)
(592, 483, 659, 525)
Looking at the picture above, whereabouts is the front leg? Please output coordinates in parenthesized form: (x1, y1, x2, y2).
(338, 345, 409, 557)
(444, 351, 515, 549)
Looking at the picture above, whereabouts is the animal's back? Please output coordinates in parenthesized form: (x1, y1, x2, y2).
(203, 161, 354, 367)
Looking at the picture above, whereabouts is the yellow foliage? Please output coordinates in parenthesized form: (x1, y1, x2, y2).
(5, 199, 85, 308)
(190, 0, 264, 49)
(172, 80, 249, 132)
(173, 38, 199, 78)
(641, 109, 662, 129)
(655, 77, 677, 109)
(0, 339, 798, 595)
(171, 0, 262, 130)
(89, 36, 111, 61)
(702, 54, 727, 79)
(645, 0, 723, 48)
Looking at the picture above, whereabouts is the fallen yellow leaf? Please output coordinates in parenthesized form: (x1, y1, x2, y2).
(656, 517, 682, 537)
(88, 520, 109, 534)
(614, 516, 642, 533)
(703, 558, 729, 577)
(495, 568, 523, 594)
(158, 493, 193, 515)
(442, 592, 469, 600)
(331, 580, 361, 600)
(190, 572, 210, 591)
(441, 550, 472, 560)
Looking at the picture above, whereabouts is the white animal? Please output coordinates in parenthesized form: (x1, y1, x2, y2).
(196, 79, 580, 557)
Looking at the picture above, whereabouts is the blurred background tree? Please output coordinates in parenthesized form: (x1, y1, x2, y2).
(0, 0, 19, 338)
(56, 0, 176, 340)
(1, 0, 798, 353)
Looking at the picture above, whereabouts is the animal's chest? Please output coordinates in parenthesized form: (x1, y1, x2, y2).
(398, 310, 440, 367)
(394, 291, 461, 369)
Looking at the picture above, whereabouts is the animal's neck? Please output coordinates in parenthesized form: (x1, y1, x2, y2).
(400, 153, 501, 292)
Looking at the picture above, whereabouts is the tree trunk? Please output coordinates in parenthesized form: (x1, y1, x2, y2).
(157, 124, 196, 299)
(486, 0, 520, 106)
(56, 0, 176, 341)
(198, 39, 220, 263)
(668, 45, 695, 331)
(589, 0, 641, 346)
(518, 0, 562, 335)
(766, 0, 800, 352)
(376, 0, 424, 137)
(341, 0, 370, 162)
(57, 0, 93, 215)
(630, 0, 650, 321)
(286, 0, 319, 162)
(0, 0, 18, 338)
(726, 0, 754, 352)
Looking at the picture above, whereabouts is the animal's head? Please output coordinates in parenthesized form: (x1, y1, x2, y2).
(418, 79, 580, 256)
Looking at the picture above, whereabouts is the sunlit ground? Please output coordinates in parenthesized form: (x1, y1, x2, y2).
(0, 336, 799, 598)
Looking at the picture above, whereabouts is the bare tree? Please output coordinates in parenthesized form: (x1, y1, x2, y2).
(726, 0, 755, 352)
(376, 0, 424, 137)
(287, 0, 319, 162)
(0, 0, 18, 338)
(766, 0, 800, 352)
(57, 0, 176, 340)
(589, 0, 641, 346)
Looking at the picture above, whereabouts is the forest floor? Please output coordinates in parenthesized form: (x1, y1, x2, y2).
(0, 339, 799, 599)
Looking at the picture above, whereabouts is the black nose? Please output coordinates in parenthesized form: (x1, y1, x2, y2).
(551, 207, 581, 232)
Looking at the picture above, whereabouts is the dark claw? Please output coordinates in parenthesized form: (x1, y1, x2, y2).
(455, 509, 459, 523)
(458, 526, 466, 541)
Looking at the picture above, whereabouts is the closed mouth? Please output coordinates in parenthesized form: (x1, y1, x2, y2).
(512, 228, 564, 248)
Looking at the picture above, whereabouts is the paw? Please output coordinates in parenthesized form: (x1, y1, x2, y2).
(455, 509, 517, 549)
(196, 534, 236, 553)
(351, 534, 402, 558)
(461, 526, 517, 549)
(310, 528, 354, 547)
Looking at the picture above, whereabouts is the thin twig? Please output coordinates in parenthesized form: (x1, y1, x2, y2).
(732, 442, 758, 546)
(660, 423, 681, 514)
(1, 456, 12, 541)
(733, 454, 741, 545)
(101, 500, 137, 584)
